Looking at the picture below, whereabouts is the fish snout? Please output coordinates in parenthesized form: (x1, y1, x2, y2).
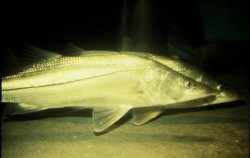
(219, 89, 241, 100)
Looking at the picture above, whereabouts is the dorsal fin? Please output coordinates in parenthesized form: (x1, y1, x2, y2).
(20, 45, 62, 65)
(65, 42, 86, 55)
(82, 50, 119, 56)
(65, 42, 119, 56)
(121, 51, 155, 58)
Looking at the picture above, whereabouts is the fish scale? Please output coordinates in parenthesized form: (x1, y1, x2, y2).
(2, 54, 153, 91)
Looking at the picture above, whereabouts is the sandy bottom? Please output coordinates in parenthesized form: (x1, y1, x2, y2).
(1, 101, 249, 158)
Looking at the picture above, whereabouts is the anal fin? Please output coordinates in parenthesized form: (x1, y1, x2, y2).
(7, 103, 44, 115)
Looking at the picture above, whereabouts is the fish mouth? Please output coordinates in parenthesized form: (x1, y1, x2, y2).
(165, 94, 217, 108)
(211, 90, 242, 105)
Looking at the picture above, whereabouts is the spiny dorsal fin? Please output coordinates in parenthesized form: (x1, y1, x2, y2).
(65, 42, 86, 55)
(82, 50, 119, 56)
(65, 42, 119, 56)
(93, 105, 131, 133)
(132, 108, 164, 125)
(66, 43, 157, 57)
(121, 51, 155, 58)
(21, 45, 62, 65)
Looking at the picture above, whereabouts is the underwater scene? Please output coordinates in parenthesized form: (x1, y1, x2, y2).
(1, 0, 249, 158)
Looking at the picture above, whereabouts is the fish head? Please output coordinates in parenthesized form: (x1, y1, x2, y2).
(211, 85, 242, 104)
(159, 71, 217, 104)
(201, 76, 242, 104)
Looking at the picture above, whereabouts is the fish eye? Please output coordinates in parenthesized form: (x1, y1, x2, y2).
(184, 81, 193, 88)
(217, 85, 225, 91)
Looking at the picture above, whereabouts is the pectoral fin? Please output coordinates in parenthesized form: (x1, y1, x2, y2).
(132, 108, 164, 125)
(93, 105, 131, 133)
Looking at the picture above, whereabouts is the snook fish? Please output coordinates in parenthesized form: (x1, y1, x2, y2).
(1, 47, 217, 133)
(120, 51, 240, 105)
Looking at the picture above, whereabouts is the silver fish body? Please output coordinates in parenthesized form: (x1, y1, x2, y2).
(2, 50, 216, 133)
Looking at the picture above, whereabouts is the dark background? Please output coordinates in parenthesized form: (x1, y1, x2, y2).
(2, 0, 250, 78)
